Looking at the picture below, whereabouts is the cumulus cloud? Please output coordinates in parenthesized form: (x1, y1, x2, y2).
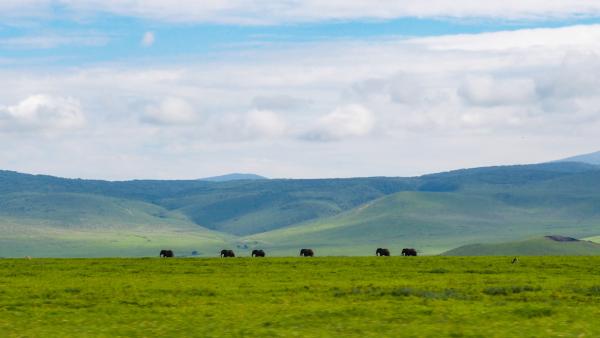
(141, 97, 198, 125)
(304, 105, 375, 141)
(536, 52, 600, 99)
(0, 94, 85, 131)
(243, 109, 287, 137)
(213, 109, 287, 141)
(458, 75, 537, 107)
(141, 31, 155, 47)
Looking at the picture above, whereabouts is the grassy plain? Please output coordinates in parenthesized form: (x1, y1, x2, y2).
(1, 257, 599, 337)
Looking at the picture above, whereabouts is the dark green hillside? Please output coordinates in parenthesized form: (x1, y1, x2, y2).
(419, 162, 598, 191)
(0, 170, 415, 235)
(442, 236, 600, 256)
(0, 192, 193, 229)
(160, 178, 415, 235)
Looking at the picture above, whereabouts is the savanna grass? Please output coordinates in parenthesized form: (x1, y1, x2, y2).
(1, 256, 599, 337)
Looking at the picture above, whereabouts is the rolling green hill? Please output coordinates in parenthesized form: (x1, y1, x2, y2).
(0, 192, 193, 229)
(246, 189, 600, 255)
(0, 192, 233, 257)
(586, 236, 600, 243)
(0, 170, 415, 235)
(2, 161, 600, 257)
(442, 236, 600, 256)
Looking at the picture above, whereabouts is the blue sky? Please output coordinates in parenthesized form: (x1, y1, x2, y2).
(2, 2, 600, 179)
(3, 11, 600, 66)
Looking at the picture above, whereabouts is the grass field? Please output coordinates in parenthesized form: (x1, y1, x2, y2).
(1, 257, 599, 337)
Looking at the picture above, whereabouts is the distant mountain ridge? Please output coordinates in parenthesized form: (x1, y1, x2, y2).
(559, 150, 600, 165)
(199, 173, 267, 182)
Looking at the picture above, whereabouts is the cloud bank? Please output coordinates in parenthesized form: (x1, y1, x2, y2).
(2, 24, 600, 178)
(5, 1, 600, 24)
(0, 95, 85, 131)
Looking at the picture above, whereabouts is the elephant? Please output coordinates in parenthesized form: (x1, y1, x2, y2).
(220, 249, 235, 257)
(251, 249, 265, 257)
(299, 248, 314, 257)
(376, 248, 390, 256)
(160, 249, 174, 258)
(401, 248, 417, 256)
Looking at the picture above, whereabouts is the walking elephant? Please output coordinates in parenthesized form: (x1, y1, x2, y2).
(299, 248, 314, 257)
(401, 248, 417, 256)
(252, 249, 265, 257)
(220, 249, 235, 257)
(376, 248, 390, 256)
(160, 250, 174, 258)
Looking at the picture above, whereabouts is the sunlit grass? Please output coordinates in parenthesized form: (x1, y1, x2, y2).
(1, 257, 599, 337)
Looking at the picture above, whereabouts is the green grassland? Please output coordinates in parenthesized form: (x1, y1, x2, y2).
(1, 257, 599, 337)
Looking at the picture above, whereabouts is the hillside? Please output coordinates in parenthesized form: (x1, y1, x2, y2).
(442, 236, 600, 256)
(247, 187, 600, 255)
(2, 161, 600, 257)
(0, 170, 415, 235)
(0, 191, 234, 257)
(560, 150, 600, 165)
(586, 235, 600, 243)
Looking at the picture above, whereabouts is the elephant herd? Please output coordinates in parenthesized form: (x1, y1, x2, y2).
(377, 248, 417, 256)
(159, 247, 417, 257)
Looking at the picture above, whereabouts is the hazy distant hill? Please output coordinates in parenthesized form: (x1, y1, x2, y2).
(1, 161, 600, 257)
(559, 150, 600, 165)
(199, 173, 267, 182)
(442, 236, 600, 256)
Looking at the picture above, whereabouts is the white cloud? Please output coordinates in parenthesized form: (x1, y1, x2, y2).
(458, 75, 537, 107)
(243, 109, 287, 138)
(141, 97, 198, 125)
(212, 110, 287, 141)
(10, 1, 600, 24)
(408, 24, 600, 52)
(252, 95, 311, 111)
(141, 31, 155, 47)
(304, 105, 375, 141)
(4, 24, 600, 178)
(0, 33, 109, 49)
(0, 94, 85, 131)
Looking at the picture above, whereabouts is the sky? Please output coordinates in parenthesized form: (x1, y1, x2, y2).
(2, 1, 600, 180)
